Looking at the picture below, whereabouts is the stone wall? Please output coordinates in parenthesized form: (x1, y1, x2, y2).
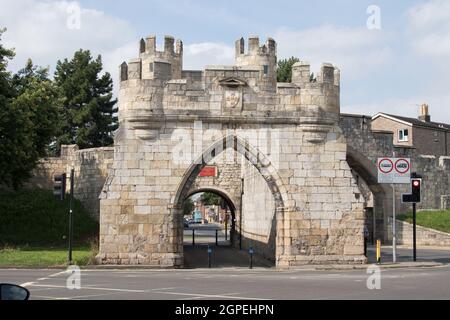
(29, 145, 114, 219)
(241, 158, 276, 261)
(340, 114, 450, 243)
(387, 218, 450, 246)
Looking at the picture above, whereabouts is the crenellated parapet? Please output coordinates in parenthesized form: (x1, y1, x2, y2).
(235, 36, 277, 92)
(119, 35, 183, 83)
(117, 34, 341, 144)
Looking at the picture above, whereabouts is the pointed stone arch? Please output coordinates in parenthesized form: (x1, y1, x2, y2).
(172, 134, 289, 211)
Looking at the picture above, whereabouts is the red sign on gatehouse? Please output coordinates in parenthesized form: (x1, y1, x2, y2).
(199, 166, 217, 177)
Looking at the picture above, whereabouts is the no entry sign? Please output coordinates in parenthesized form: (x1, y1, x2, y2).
(378, 157, 411, 184)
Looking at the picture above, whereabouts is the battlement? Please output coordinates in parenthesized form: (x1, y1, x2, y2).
(140, 35, 183, 57)
(120, 35, 183, 82)
(235, 37, 276, 57)
(291, 61, 340, 87)
(118, 34, 340, 125)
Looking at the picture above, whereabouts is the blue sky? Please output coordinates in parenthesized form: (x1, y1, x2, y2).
(2, 0, 450, 122)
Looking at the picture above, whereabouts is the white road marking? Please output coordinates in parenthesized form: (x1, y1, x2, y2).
(152, 290, 267, 300)
(26, 283, 178, 294)
(20, 282, 35, 287)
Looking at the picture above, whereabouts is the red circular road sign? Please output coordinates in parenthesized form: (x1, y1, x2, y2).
(395, 158, 410, 174)
(378, 158, 394, 174)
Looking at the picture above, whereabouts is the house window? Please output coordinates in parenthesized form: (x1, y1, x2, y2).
(149, 63, 154, 72)
(398, 129, 409, 142)
(263, 65, 269, 75)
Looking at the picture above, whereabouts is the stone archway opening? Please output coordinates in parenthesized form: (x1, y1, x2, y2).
(347, 147, 392, 243)
(173, 135, 284, 268)
(182, 188, 237, 247)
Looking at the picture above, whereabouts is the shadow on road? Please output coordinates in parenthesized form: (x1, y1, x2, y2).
(183, 245, 274, 269)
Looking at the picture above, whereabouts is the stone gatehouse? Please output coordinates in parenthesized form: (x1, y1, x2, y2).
(30, 35, 450, 267)
(95, 35, 366, 267)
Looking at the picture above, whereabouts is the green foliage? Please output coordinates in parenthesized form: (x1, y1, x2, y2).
(277, 57, 300, 83)
(0, 28, 15, 100)
(183, 198, 195, 216)
(0, 29, 60, 188)
(54, 49, 118, 150)
(398, 210, 450, 233)
(0, 188, 98, 246)
(200, 192, 222, 206)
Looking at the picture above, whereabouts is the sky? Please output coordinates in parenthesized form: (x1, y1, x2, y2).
(1, 0, 450, 122)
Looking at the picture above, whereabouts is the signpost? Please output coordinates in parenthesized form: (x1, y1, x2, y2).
(377, 157, 411, 184)
(377, 157, 411, 263)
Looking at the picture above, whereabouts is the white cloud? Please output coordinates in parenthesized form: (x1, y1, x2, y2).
(0, 0, 137, 90)
(183, 42, 234, 70)
(274, 25, 393, 79)
(407, 0, 450, 57)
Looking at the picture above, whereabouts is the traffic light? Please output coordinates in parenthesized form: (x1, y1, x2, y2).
(53, 173, 66, 201)
(411, 178, 421, 203)
(402, 177, 422, 203)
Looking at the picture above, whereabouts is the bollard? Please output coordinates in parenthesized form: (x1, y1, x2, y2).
(225, 220, 228, 241)
(192, 229, 195, 246)
(249, 247, 254, 269)
(376, 239, 381, 264)
(207, 246, 212, 268)
(215, 229, 218, 246)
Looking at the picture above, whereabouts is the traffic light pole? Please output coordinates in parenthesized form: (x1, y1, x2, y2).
(392, 183, 397, 263)
(413, 202, 417, 262)
(68, 168, 74, 265)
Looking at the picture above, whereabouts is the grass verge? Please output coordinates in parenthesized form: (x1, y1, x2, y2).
(397, 210, 450, 233)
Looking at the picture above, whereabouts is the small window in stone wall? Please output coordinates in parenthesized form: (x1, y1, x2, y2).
(398, 129, 409, 142)
(149, 63, 154, 72)
(263, 65, 269, 75)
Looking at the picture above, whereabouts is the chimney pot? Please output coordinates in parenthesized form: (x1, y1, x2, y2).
(419, 103, 431, 122)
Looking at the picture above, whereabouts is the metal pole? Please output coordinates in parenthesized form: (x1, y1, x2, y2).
(392, 183, 397, 263)
(192, 229, 195, 246)
(225, 217, 228, 241)
(68, 168, 74, 265)
(249, 247, 253, 269)
(372, 206, 376, 245)
(413, 203, 417, 261)
(208, 246, 212, 268)
(215, 229, 218, 246)
(239, 178, 243, 250)
(392, 151, 397, 263)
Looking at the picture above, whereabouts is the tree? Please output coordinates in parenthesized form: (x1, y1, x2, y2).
(0, 28, 14, 103)
(277, 57, 300, 83)
(183, 198, 195, 216)
(0, 29, 59, 188)
(200, 192, 222, 206)
(54, 49, 118, 150)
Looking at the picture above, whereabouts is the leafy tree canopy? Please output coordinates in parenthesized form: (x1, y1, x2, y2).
(54, 49, 118, 150)
(277, 57, 300, 83)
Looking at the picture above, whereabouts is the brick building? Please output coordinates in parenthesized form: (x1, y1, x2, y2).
(371, 104, 450, 156)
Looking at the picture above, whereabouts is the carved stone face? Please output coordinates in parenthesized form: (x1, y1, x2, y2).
(225, 91, 240, 108)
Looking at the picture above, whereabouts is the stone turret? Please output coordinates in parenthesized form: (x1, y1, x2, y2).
(119, 35, 183, 83)
(291, 61, 341, 133)
(234, 36, 277, 92)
